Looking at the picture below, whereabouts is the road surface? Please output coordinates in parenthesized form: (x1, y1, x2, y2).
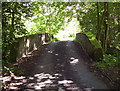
(10, 41, 109, 90)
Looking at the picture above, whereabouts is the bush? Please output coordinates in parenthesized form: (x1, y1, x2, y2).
(95, 54, 120, 69)
(86, 32, 102, 49)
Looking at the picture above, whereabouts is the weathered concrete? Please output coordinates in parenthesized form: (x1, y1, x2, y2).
(76, 33, 94, 59)
(76, 33, 103, 61)
(15, 33, 53, 61)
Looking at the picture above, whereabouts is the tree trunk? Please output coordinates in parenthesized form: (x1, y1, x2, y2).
(96, 2, 101, 41)
(118, 15, 120, 32)
(104, 2, 109, 52)
(10, 3, 15, 40)
(9, 3, 16, 62)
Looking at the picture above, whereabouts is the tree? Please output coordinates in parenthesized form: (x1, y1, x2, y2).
(103, 2, 109, 52)
(30, 2, 74, 35)
(96, 2, 101, 41)
(2, 2, 33, 63)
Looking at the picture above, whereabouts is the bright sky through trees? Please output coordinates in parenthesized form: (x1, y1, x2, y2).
(25, 17, 81, 40)
(54, 18, 82, 40)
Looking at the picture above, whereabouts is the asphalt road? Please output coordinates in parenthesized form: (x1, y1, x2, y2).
(13, 41, 109, 90)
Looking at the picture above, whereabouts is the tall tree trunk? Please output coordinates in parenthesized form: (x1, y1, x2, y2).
(10, 3, 15, 41)
(96, 2, 101, 41)
(9, 3, 16, 61)
(96, 3, 105, 51)
(104, 2, 109, 52)
(118, 3, 120, 32)
(118, 15, 120, 32)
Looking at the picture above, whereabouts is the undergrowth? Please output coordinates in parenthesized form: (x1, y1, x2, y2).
(95, 54, 120, 69)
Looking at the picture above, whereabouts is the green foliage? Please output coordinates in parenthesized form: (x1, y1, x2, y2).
(91, 38, 102, 49)
(95, 54, 120, 69)
(77, 2, 97, 33)
(50, 37, 60, 42)
(29, 2, 72, 35)
(85, 32, 102, 49)
(2, 2, 33, 63)
(107, 3, 120, 50)
(76, 2, 120, 52)
(2, 59, 11, 66)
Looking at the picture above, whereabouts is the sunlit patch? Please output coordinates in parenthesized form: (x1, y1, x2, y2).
(34, 74, 49, 80)
(55, 54, 59, 56)
(26, 39, 30, 48)
(2, 75, 27, 90)
(63, 83, 71, 87)
(22, 54, 27, 58)
(29, 77, 34, 80)
(48, 51, 53, 53)
(49, 76, 56, 79)
(14, 76, 25, 80)
(38, 83, 46, 86)
(22, 79, 27, 83)
(54, 73, 61, 76)
(34, 73, 45, 77)
(3, 72, 81, 90)
(58, 80, 73, 84)
(34, 85, 42, 90)
(37, 78, 41, 82)
(35, 83, 46, 88)
(70, 57, 75, 60)
(44, 79, 53, 84)
(2, 76, 11, 82)
(41, 76, 48, 80)
(10, 82, 23, 86)
(62, 70, 64, 72)
(44, 74, 50, 77)
(70, 58, 79, 65)
(9, 86, 19, 90)
(66, 86, 80, 90)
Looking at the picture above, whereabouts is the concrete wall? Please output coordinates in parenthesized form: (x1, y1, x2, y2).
(15, 33, 53, 61)
(76, 33, 94, 58)
(76, 33, 103, 61)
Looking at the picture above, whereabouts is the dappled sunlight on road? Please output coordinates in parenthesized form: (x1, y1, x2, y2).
(2, 41, 108, 90)
(47, 50, 53, 53)
(2, 72, 82, 90)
